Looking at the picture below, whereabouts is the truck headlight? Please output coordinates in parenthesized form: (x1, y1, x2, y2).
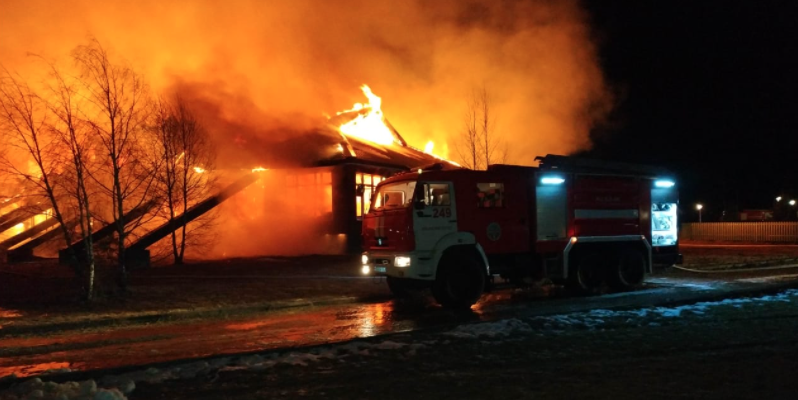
(394, 256, 411, 267)
(361, 254, 369, 265)
(361, 265, 371, 275)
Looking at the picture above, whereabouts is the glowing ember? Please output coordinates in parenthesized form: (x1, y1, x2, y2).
(251, 167, 268, 173)
(424, 140, 434, 154)
(414, 141, 461, 167)
(337, 85, 401, 146)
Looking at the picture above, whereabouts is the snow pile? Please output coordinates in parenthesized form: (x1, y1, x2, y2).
(1, 339, 425, 400)
(447, 289, 798, 336)
(444, 318, 533, 338)
(0, 378, 129, 400)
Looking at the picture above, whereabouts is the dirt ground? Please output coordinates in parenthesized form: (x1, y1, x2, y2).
(2, 242, 798, 325)
(0, 256, 387, 325)
(128, 288, 798, 400)
(680, 242, 798, 268)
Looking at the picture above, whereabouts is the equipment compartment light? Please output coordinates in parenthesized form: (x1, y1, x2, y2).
(652, 202, 678, 246)
(654, 179, 675, 188)
(540, 176, 565, 185)
(394, 256, 411, 267)
(361, 254, 369, 265)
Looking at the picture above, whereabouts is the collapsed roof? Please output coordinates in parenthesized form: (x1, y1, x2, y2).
(214, 110, 443, 171)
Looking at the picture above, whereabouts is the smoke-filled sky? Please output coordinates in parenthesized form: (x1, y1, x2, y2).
(1, 0, 610, 165)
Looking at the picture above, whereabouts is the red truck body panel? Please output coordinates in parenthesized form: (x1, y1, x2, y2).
(362, 157, 678, 266)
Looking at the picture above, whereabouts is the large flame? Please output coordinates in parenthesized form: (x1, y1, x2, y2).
(424, 141, 434, 154)
(336, 85, 401, 146)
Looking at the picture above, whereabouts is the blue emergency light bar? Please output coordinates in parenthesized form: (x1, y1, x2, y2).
(654, 179, 675, 188)
(540, 176, 565, 185)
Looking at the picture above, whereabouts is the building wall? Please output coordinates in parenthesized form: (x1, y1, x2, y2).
(196, 163, 403, 258)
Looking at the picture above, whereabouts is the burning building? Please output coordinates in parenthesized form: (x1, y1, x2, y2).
(202, 86, 450, 258)
(0, 85, 450, 264)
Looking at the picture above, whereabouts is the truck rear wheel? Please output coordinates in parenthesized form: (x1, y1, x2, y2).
(567, 251, 605, 296)
(608, 249, 646, 290)
(432, 253, 485, 309)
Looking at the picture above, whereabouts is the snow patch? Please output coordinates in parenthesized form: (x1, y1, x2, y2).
(444, 318, 532, 338)
(0, 378, 127, 400)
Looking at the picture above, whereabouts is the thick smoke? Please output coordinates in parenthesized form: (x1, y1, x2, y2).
(0, 0, 610, 163)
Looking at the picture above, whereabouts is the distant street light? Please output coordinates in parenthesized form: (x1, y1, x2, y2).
(777, 196, 783, 202)
(696, 203, 703, 223)
(790, 200, 796, 206)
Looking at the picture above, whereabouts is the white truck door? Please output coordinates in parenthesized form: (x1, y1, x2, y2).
(413, 182, 458, 253)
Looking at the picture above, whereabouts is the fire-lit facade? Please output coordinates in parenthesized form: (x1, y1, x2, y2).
(207, 88, 448, 257)
(213, 146, 437, 257)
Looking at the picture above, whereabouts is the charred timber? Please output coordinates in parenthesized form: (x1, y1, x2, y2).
(58, 201, 156, 264)
(0, 204, 46, 233)
(7, 220, 78, 262)
(0, 217, 59, 250)
(128, 173, 259, 253)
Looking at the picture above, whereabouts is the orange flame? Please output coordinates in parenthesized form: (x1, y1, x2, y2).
(251, 167, 268, 173)
(336, 85, 401, 146)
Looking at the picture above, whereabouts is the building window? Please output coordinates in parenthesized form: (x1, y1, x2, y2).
(356, 173, 385, 219)
(477, 183, 504, 208)
(284, 171, 332, 217)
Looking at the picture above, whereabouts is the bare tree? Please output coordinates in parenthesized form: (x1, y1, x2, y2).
(455, 86, 507, 170)
(72, 38, 157, 290)
(154, 95, 215, 264)
(456, 92, 481, 170)
(0, 68, 86, 290)
(45, 64, 99, 299)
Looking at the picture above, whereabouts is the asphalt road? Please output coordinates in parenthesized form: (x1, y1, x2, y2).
(2, 267, 797, 381)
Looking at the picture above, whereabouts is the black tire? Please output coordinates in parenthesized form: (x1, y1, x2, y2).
(432, 252, 486, 309)
(386, 276, 412, 298)
(608, 249, 646, 290)
(566, 251, 605, 296)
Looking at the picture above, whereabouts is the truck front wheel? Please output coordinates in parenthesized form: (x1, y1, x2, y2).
(432, 253, 485, 309)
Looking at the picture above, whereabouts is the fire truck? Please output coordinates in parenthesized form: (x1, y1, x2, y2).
(360, 154, 682, 308)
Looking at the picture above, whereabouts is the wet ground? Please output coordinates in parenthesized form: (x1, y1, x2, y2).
(2, 267, 798, 381)
(2, 242, 796, 327)
(131, 284, 798, 400)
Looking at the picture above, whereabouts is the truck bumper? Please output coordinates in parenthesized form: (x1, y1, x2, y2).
(359, 251, 435, 280)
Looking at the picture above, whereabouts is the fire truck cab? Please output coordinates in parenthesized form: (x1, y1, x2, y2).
(360, 155, 681, 308)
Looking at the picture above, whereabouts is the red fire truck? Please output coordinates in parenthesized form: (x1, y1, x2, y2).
(360, 154, 681, 308)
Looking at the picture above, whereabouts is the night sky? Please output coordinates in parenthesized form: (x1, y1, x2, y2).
(579, 1, 798, 220)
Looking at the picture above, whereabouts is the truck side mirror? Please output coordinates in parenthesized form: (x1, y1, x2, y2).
(355, 184, 365, 196)
(414, 198, 426, 210)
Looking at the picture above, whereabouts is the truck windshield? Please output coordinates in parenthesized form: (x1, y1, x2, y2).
(371, 180, 417, 210)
